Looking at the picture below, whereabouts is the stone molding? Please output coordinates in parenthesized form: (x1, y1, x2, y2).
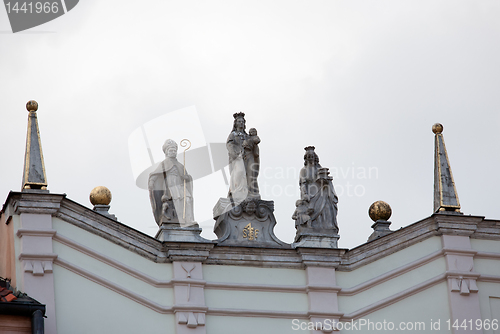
(475, 251, 500, 260)
(3, 192, 500, 271)
(19, 253, 58, 276)
(442, 235, 483, 333)
(48, 251, 500, 321)
(474, 218, 500, 239)
(16, 228, 57, 237)
(477, 274, 500, 283)
(172, 262, 207, 333)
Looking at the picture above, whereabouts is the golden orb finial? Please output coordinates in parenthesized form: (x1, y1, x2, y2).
(432, 123, 443, 134)
(26, 100, 38, 112)
(369, 200, 392, 222)
(90, 186, 112, 206)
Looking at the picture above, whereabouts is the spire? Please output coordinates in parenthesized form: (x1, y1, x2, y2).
(22, 100, 48, 192)
(432, 123, 460, 213)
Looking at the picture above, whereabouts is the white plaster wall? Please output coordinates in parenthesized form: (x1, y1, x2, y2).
(206, 316, 300, 334)
(338, 258, 446, 313)
(204, 289, 308, 312)
(489, 298, 500, 334)
(339, 282, 452, 333)
(52, 218, 172, 281)
(52, 241, 174, 305)
(203, 265, 306, 286)
(474, 259, 500, 276)
(477, 282, 500, 334)
(471, 239, 500, 253)
(336, 237, 442, 287)
(53, 265, 175, 334)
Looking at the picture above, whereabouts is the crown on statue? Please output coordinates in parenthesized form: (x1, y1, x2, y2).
(304, 146, 316, 151)
(233, 112, 245, 119)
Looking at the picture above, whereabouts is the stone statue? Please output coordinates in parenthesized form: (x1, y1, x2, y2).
(243, 127, 260, 196)
(295, 146, 338, 233)
(226, 113, 260, 202)
(292, 199, 311, 229)
(213, 113, 283, 247)
(148, 139, 196, 227)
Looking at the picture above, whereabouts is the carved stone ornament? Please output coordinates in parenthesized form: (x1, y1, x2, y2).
(293, 146, 340, 248)
(213, 198, 287, 247)
(212, 113, 285, 247)
(226, 112, 261, 204)
(149, 139, 209, 243)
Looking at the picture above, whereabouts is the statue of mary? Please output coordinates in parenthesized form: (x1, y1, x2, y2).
(226, 112, 260, 204)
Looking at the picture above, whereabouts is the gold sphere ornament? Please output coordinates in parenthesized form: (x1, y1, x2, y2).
(432, 123, 443, 134)
(26, 100, 38, 112)
(369, 200, 392, 222)
(90, 186, 112, 206)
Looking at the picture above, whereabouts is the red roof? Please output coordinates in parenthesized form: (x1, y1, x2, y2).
(0, 287, 17, 302)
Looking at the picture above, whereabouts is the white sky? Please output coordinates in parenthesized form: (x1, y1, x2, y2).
(1, 0, 499, 249)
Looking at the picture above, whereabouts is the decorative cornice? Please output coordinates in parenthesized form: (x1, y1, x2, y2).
(19, 253, 58, 276)
(57, 199, 166, 263)
(2, 191, 499, 270)
(16, 229, 57, 238)
(166, 243, 214, 262)
(433, 213, 480, 236)
(172, 305, 209, 312)
(477, 274, 500, 283)
(446, 270, 480, 279)
(205, 246, 302, 268)
(207, 308, 308, 319)
(308, 311, 344, 319)
(296, 247, 346, 268)
(306, 285, 342, 293)
(442, 247, 478, 256)
(171, 279, 206, 287)
(19, 253, 58, 261)
(204, 282, 306, 293)
(475, 251, 500, 260)
(473, 219, 500, 240)
(8, 192, 64, 216)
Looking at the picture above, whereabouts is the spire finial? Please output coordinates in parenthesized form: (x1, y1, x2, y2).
(433, 123, 461, 214)
(22, 100, 48, 192)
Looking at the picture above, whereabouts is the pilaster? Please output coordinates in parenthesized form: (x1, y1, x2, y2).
(305, 266, 342, 333)
(172, 262, 207, 334)
(442, 235, 482, 334)
(17, 213, 57, 334)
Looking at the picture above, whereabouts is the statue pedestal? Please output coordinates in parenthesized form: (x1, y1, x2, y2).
(155, 221, 210, 243)
(293, 227, 339, 248)
(368, 220, 393, 241)
(213, 198, 287, 248)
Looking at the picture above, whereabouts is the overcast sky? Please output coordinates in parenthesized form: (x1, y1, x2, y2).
(1, 0, 499, 249)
